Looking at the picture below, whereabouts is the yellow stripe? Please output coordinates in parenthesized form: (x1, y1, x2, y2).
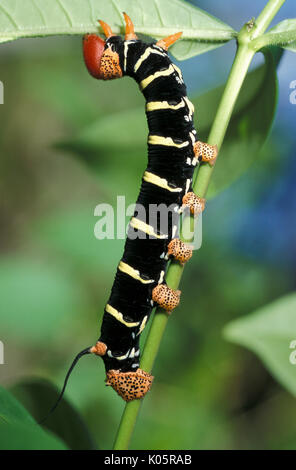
(143, 171, 182, 192)
(130, 217, 168, 239)
(105, 304, 140, 328)
(172, 64, 183, 81)
(118, 261, 154, 284)
(114, 351, 130, 361)
(140, 64, 175, 90)
(123, 41, 130, 72)
(137, 316, 148, 336)
(146, 100, 185, 112)
(148, 135, 189, 148)
(184, 96, 195, 115)
(134, 47, 165, 72)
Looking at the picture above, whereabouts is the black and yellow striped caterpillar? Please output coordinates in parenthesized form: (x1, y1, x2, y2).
(51, 13, 218, 409)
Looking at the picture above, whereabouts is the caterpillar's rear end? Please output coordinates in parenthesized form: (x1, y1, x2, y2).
(46, 14, 217, 415)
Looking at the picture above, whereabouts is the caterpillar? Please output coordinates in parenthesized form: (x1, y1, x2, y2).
(48, 13, 218, 412)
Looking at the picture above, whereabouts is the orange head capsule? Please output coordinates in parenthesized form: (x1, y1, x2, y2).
(83, 34, 106, 79)
(83, 33, 123, 80)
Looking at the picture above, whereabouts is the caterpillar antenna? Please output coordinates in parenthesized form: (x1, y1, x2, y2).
(39, 346, 92, 425)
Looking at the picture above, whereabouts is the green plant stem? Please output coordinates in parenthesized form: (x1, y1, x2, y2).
(112, 0, 286, 451)
(252, 0, 286, 38)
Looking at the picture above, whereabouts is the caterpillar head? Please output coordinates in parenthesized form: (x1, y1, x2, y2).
(83, 13, 137, 80)
(83, 33, 123, 80)
(83, 13, 182, 80)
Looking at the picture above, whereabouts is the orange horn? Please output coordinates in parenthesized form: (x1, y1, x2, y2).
(98, 19, 114, 38)
(123, 12, 138, 40)
(156, 31, 182, 50)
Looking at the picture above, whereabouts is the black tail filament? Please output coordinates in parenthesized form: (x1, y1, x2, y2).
(39, 346, 92, 425)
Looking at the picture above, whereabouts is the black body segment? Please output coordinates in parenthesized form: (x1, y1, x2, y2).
(97, 36, 198, 374)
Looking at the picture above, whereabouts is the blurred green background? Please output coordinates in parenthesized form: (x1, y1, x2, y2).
(0, 0, 296, 450)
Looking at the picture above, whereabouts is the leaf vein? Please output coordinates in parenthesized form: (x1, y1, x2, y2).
(87, 0, 95, 24)
(110, 0, 123, 24)
(153, 0, 165, 27)
(31, 0, 46, 26)
(0, 3, 18, 29)
(56, 0, 73, 27)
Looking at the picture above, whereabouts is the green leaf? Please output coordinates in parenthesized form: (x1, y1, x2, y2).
(33, 207, 125, 274)
(0, 386, 68, 449)
(0, 421, 68, 450)
(0, 385, 34, 425)
(0, 257, 88, 344)
(11, 380, 97, 450)
(223, 293, 296, 397)
(59, 107, 147, 153)
(0, 0, 236, 59)
(252, 19, 296, 52)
